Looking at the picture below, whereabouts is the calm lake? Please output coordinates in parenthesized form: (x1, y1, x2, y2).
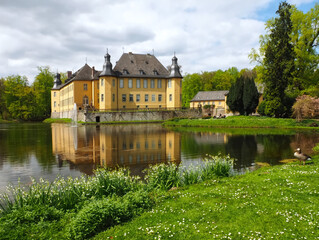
(0, 123, 318, 193)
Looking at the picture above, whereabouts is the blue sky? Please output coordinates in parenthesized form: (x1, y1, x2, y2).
(0, 0, 317, 82)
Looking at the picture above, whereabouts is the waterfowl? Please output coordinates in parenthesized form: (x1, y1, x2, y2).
(294, 148, 311, 165)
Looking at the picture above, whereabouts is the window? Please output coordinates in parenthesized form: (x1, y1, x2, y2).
(120, 79, 124, 88)
(136, 79, 140, 88)
(143, 79, 148, 88)
(157, 79, 162, 88)
(101, 79, 104, 87)
(122, 94, 126, 102)
(83, 95, 89, 105)
(54, 101, 56, 107)
(112, 79, 115, 87)
(101, 94, 104, 102)
(158, 94, 162, 102)
(219, 101, 221, 105)
(129, 94, 133, 102)
(145, 94, 149, 102)
(136, 94, 140, 102)
(168, 79, 172, 88)
(150, 79, 155, 88)
(54, 92, 56, 97)
(112, 94, 115, 102)
(128, 79, 133, 88)
(169, 94, 172, 101)
(152, 94, 155, 102)
(84, 83, 88, 90)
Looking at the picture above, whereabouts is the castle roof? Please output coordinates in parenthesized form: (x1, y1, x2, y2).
(113, 52, 169, 78)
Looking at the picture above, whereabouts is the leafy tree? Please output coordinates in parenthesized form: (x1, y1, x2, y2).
(32, 66, 55, 119)
(182, 73, 203, 107)
(262, 1, 295, 117)
(250, 2, 319, 99)
(0, 78, 7, 119)
(3, 75, 36, 120)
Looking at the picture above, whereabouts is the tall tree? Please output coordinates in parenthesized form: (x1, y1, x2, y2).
(243, 77, 260, 115)
(182, 73, 203, 107)
(262, 1, 295, 117)
(32, 66, 55, 119)
(3, 75, 36, 120)
(227, 76, 244, 115)
(0, 78, 6, 119)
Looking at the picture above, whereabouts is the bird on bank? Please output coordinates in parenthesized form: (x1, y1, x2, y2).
(294, 148, 311, 165)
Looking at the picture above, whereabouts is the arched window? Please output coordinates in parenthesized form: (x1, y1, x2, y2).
(83, 95, 89, 105)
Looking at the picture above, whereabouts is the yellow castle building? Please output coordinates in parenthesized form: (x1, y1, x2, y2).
(51, 52, 182, 118)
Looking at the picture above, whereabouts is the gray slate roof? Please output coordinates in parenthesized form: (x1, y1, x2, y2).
(190, 91, 229, 102)
(114, 52, 169, 77)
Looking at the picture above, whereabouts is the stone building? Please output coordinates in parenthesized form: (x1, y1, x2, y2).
(51, 52, 182, 118)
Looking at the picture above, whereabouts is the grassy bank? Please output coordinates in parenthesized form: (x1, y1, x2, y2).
(43, 118, 72, 123)
(96, 157, 319, 239)
(163, 116, 319, 130)
(0, 155, 232, 239)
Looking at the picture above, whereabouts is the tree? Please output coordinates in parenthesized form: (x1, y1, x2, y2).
(243, 77, 260, 115)
(182, 73, 203, 107)
(3, 75, 36, 120)
(227, 76, 259, 115)
(292, 95, 319, 121)
(249, 2, 319, 99)
(227, 76, 244, 115)
(0, 78, 7, 119)
(32, 66, 55, 119)
(262, 1, 295, 117)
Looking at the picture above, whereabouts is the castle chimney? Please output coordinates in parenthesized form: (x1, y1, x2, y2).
(67, 71, 72, 79)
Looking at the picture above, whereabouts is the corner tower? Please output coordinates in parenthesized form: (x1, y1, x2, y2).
(167, 55, 182, 109)
(99, 52, 117, 110)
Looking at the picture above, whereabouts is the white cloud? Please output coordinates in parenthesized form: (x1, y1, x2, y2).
(0, 0, 317, 82)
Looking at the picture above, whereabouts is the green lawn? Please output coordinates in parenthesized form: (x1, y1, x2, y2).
(95, 158, 319, 239)
(163, 116, 319, 130)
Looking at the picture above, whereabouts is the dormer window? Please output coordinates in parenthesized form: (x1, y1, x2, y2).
(123, 69, 129, 75)
(139, 69, 145, 75)
(153, 69, 159, 75)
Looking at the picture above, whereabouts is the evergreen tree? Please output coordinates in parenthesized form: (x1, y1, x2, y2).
(262, 1, 295, 117)
(243, 77, 259, 115)
(227, 76, 244, 115)
(227, 76, 259, 115)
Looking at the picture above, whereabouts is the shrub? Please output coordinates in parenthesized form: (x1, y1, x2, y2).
(292, 95, 319, 121)
(66, 190, 153, 239)
(144, 163, 180, 191)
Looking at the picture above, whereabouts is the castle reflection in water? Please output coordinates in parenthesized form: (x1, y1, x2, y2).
(51, 124, 181, 176)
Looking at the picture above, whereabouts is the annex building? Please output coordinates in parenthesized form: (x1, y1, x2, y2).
(51, 52, 182, 118)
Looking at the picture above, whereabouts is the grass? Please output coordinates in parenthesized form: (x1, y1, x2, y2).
(0, 155, 233, 239)
(163, 115, 319, 130)
(43, 118, 72, 123)
(95, 157, 319, 239)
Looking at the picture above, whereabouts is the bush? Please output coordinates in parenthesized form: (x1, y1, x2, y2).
(292, 95, 319, 121)
(66, 190, 153, 239)
(144, 163, 180, 191)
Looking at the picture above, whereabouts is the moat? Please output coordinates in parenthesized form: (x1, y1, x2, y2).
(0, 123, 318, 192)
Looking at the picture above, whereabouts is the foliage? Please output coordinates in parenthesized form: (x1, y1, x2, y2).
(262, 2, 295, 117)
(227, 76, 259, 115)
(66, 191, 153, 239)
(250, 2, 319, 116)
(32, 66, 55, 120)
(182, 68, 239, 107)
(292, 95, 319, 121)
(3, 75, 37, 121)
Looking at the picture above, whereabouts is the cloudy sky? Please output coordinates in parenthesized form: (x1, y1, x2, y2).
(0, 0, 317, 83)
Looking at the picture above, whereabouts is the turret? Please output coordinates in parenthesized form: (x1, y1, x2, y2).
(53, 73, 62, 89)
(169, 55, 182, 78)
(100, 52, 115, 76)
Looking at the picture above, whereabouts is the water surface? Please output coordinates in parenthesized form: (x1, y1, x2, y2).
(0, 123, 318, 192)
